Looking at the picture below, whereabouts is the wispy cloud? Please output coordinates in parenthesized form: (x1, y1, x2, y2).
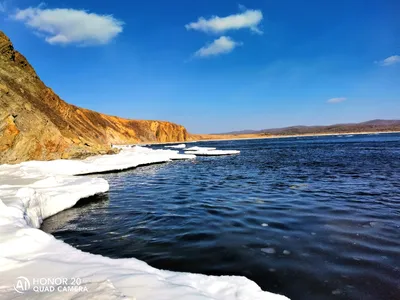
(12, 6, 123, 46)
(327, 97, 346, 104)
(376, 55, 400, 66)
(194, 36, 241, 58)
(185, 9, 263, 34)
(238, 4, 247, 12)
(0, 1, 7, 13)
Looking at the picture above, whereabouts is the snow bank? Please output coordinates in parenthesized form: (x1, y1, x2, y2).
(13, 146, 195, 176)
(0, 147, 288, 300)
(164, 144, 186, 149)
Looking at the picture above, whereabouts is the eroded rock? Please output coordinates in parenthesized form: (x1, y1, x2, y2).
(0, 31, 190, 164)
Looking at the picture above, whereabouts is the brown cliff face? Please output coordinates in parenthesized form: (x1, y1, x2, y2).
(0, 31, 189, 164)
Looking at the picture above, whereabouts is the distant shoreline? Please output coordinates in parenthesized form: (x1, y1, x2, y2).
(197, 130, 400, 142)
(139, 130, 400, 145)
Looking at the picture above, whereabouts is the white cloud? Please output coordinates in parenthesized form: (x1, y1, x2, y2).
(194, 36, 241, 58)
(327, 97, 346, 104)
(12, 7, 123, 46)
(377, 55, 400, 66)
(185, 9, 263, 34)
(0, 1, 7, 13)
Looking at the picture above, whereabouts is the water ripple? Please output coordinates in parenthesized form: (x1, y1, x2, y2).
(42, 133, 400, 300)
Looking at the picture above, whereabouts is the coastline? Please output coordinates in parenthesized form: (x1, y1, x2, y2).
(185, 130, 400, 143)
(0, 146, 288, 300)
(136, 130, 400, 146)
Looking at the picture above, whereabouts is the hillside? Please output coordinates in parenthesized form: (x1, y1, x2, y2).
(0, 31, 189, 164)
(217, 120, 400, 136)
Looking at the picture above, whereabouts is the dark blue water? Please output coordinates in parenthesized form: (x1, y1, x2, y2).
(42, 134, 400, 300)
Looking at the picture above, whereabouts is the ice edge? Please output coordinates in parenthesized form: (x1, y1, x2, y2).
(0, 146, 288, 300)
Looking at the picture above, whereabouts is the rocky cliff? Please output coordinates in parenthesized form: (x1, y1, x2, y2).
(0, 31, 189, 164)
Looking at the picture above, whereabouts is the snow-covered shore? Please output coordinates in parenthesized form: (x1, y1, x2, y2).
(0, 147, 288, 300)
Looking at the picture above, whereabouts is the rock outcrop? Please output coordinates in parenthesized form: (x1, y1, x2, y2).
(0, 31, 189, 164)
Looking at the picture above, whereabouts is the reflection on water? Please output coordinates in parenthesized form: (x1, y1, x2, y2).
(42, 134, 400, 300)
(41, 194, 109, 233)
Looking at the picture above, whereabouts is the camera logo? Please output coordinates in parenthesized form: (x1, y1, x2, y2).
(14, 276, 30, 294)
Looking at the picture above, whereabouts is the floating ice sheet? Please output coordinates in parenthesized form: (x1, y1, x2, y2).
(164, 144, 186, 149)
(186, 146, 217, 151)
(185, 149, 240, 156)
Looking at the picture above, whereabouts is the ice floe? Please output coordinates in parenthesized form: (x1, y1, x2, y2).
(161, 144, 241, 157)
(186, 146, 217, 151)
(184, 146, 240, 156)
(164, 143, 186, 149)
(0, 147, 288, 300)
(185, 149, 240, 156)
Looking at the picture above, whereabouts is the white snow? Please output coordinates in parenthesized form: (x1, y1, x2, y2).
(0, 147, 288, 300)
(164, 144, 186, 149)
(12, 146, 195, 176)
(182, 146, 240, 156)
(127, 145, 195, 161)
(185, 149, 240, 156)
(186, 146, 217, 151)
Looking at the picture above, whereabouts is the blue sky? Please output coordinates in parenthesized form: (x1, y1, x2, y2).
(1, 0, 399, 133)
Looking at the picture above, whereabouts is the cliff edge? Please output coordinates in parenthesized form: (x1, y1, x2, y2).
(0, 31, 189, 164)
